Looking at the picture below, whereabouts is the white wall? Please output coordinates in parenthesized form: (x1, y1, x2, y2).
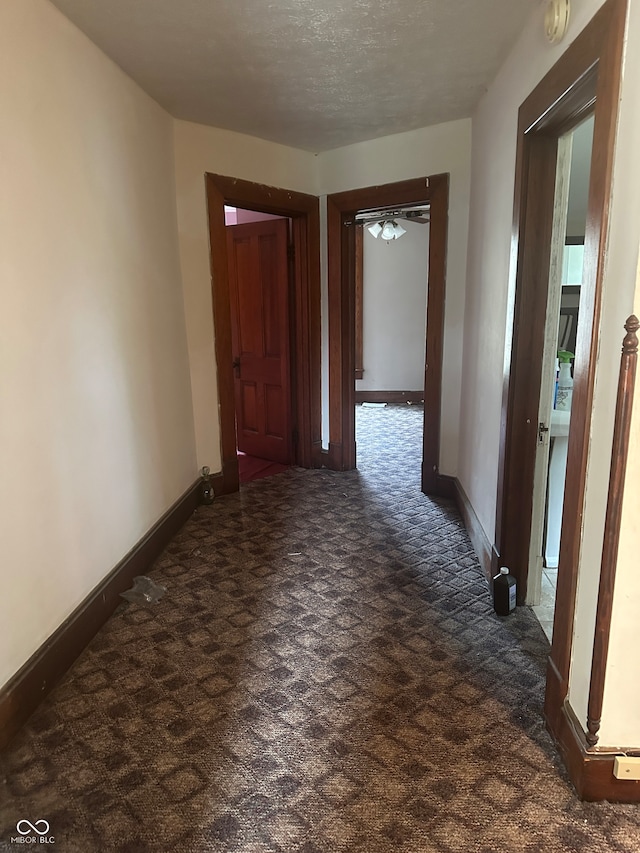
(358, 221, 428, 391)
(173, 121, 319, 471)
(318, 119, 472, 475)
(458, 0, 640, 745)
(601, 258, 640, 745)
(0, 0, 196, 689)
(588, 0, 640, 745)
(565, 116, 595, 239)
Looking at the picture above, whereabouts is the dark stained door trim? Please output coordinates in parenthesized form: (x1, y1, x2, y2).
(354, 225, 364, 381)
(493, 0, 627, 800)
(206, 174, 322, 494)
(326, 174, 449, 495)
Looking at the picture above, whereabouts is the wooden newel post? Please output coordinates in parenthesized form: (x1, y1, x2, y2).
(586, 315, 639, 747)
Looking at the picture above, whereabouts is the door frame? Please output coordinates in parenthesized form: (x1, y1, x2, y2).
(326, 174, 449, 495)
(206, 173, 322, 493)
(493, 0, 626, 797)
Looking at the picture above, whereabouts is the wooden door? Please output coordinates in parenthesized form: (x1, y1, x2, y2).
(226, 219, 292, 464)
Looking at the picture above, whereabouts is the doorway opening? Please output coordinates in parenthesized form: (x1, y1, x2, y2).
(326, 175, 449, 497)
(530, 115, 595, 641)
(353, 205, 430, 484)
(206, 174, 322, 495)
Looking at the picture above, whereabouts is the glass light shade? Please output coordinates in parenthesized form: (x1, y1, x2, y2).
(380, 220, 406, 240)
(367, 221, 383, 238)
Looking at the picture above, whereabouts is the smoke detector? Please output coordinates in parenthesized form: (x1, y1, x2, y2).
(545, 0, 570, 44)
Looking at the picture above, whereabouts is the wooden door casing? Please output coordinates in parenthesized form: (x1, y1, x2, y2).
(206, 174, 321, 495)
(326, 174, 449, 497)
(494, 0, 629, 801)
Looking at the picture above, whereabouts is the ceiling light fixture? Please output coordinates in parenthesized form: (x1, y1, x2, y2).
(367, 220, 407, 240)
(545, 0, 570, 44)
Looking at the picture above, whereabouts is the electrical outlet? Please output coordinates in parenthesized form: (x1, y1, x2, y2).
(613, 756, 640, 781)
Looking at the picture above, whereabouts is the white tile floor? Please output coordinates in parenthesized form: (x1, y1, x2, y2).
(532, 568, 558, 642)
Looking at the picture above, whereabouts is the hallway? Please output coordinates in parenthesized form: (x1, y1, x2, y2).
(1, 406, 639, 851)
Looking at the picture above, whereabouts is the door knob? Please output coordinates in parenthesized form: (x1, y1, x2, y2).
(232, 357, 240, 374)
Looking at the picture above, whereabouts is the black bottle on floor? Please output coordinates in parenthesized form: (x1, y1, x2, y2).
(493, 567, 517, 615)
(200, 466, 215, 505)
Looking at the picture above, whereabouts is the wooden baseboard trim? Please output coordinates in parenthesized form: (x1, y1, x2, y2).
(327, 442, 344, 471)
(311, 440, 324, 469)
(556, 704, 640, 802)
(355, 390, 424, 405)
(545, 651, 640, 802)
(0, 477, 202, 749)
(220, 455, 240, 495)
(451, 478, 493, 582)
(211, 473, 225, 496)
(434, 474, 456, 500)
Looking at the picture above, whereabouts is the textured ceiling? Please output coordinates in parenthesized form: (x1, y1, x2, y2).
(50, 0, 534, 152)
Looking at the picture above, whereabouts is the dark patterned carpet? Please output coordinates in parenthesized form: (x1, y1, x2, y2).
(2, 405, 640, 852)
